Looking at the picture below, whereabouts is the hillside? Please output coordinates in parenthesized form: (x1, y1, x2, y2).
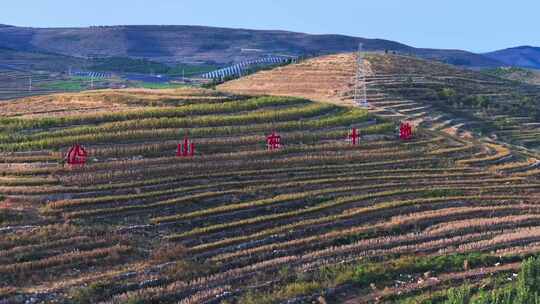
(0, 25, 503, 67)
(0, 47, 86, 71)
(0, 87, 226, 117)
(483, 66, 540, 85)
(219, 53, 358, 106)
(1, 87, 540, 303)
(363, 54, 540, 152)
(485, 46, 540, 69)
(221, 53, 540, 154)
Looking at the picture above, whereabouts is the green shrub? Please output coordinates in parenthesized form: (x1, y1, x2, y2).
(445, 285, 472, 304)
(279, 281, 321, 298)
(444, 256, 540, 304)
(69, 281, 110, 304)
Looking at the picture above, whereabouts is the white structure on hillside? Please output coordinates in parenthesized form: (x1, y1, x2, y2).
(201, 56, 296, 80)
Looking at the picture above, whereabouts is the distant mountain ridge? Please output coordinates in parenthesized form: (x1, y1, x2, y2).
(0, 24, 506, 68)
(484, 46, 540, 69)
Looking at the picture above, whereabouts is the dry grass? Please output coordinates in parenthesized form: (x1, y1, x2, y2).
(219, 53, 363, 107)
(0, 87, 227, 118)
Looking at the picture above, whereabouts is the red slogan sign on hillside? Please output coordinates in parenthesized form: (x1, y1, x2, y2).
(66, 144, 87, 166)
(399, 122, 413, 140)
(177, 136, 195, 157)
(348, 128, 360, 145)
(266, 131, 282, 151)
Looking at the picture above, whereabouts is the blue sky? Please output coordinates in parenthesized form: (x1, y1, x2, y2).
(2, 0, 538, 53)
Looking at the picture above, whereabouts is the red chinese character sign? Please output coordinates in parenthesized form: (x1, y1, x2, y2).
(177, 136, 195, 157)
(399, 122, 413, 140)
(266, 131, 282, 151)
(66, 144, 87, 166)
(348, 128, 360, 145)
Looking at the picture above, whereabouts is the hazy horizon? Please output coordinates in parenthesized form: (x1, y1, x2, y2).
(2, 0, 539, 53)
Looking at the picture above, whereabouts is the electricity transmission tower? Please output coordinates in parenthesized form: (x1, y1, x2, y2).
(354, 43, 369, 108)
(28, 76, 32, 92)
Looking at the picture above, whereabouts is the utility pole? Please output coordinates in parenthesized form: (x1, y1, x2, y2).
(354, 43, 369, 108)
(356, 43, 368, 107)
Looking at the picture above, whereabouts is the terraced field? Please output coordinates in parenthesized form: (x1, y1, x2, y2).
(1, 81, 540, 303)
(221, 53, 540, 159)
(0, 87, 230, 118)
(363, 55, 540, 152)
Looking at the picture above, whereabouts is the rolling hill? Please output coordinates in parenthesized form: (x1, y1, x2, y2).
(0, 46, 88, 72)
(0, 24, 504, 68)
(485, 46, 540, 69)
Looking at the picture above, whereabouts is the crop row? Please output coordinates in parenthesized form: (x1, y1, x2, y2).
(51, 164, 488, 211)
(15, 102, 338, 142)
(1, 107, 373, 151)
(0, 224, 85, 251)
(61, 190, 241, 218)
(192, 194, 534, 255)
(166, 184, 538, 240)
(55, 163, 474, 196)
(1, 96, 300, 131)
(152, 175, 514, 224)
(213, 204, 516, 263)
(0, 245, 130, 275)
